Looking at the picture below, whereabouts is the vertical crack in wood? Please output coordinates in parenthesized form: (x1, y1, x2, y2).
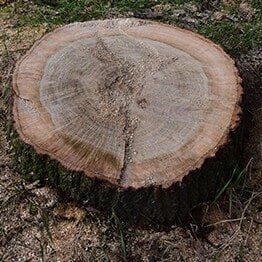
(91, 32, 179, 185)
(119, 109, 134, 185)
(91, 35, 137, 184)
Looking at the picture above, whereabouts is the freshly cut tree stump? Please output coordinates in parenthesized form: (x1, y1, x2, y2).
(12, 19, 242, 225)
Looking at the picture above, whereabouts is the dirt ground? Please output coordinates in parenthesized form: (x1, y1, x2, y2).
(0, 1, 261, 261)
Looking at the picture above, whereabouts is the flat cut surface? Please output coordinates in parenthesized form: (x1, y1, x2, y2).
(13, 19, 242, 188)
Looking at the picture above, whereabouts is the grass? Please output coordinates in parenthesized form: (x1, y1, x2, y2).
(112, 210, 127, 260)
(212, 164, 248, 204)
(199, 19, 261, 56)
(1, 0, 260, 57)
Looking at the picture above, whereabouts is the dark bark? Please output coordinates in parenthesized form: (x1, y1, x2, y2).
(8, 124, 241, 228)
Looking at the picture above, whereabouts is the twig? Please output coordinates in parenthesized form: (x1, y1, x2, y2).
(205, 217, 247, 227)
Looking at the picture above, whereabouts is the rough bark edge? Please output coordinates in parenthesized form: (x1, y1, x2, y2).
(12, 18, 243, 190)
(7, 121, 241, 228)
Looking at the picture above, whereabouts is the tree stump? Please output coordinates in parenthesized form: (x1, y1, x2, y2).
(12, 19, 242, 226)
